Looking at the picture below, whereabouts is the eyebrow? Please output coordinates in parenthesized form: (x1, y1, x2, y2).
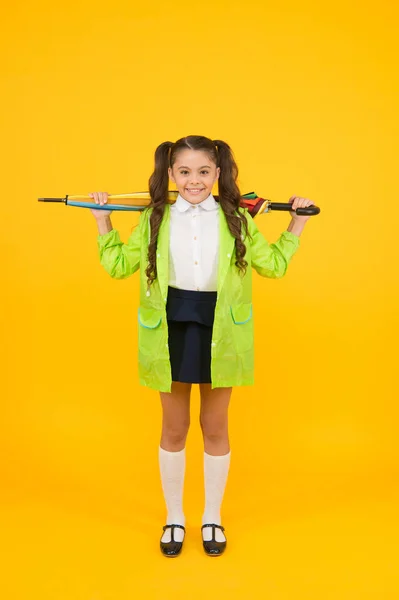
(177, 165, 211, 169)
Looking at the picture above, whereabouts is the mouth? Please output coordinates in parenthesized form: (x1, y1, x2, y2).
(186, 188, 205, 195)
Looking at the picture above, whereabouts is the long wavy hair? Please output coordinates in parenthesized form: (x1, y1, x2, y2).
(145, 135, 251, 287)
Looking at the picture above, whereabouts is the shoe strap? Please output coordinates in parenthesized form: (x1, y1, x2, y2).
(201, 523, 225, 541)
(162, 523, 186, 543)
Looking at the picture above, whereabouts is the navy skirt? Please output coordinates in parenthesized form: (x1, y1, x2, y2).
(166, 286, 217, 384)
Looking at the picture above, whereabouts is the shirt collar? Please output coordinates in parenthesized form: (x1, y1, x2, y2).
(175, 192, 218, 212)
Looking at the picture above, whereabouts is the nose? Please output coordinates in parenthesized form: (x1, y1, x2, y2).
(189, 174, 200, 185)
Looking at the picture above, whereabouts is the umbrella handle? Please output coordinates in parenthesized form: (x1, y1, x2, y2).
(269, 202, 320, 216)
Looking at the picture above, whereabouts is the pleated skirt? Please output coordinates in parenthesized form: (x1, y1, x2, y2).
(166, 286, 217, 384)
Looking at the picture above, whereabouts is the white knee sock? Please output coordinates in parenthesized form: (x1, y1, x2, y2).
(202, 451, 231, 542)
(159, 446, 186, 543)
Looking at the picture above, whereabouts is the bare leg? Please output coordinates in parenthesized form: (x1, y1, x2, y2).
(160, 381, 191, 451)
(199, 384, 231, 455)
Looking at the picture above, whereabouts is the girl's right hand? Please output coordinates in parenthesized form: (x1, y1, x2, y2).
(89, 191, 113, 218)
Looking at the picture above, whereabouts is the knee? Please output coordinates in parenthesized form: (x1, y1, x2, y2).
(162, 419, 190, 447)
(199, 414, 228, 443)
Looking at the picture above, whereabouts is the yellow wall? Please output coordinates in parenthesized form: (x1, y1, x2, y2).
(1, 0, 398, 598)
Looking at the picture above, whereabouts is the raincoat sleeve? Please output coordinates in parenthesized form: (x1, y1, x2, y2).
(96, 212, 144, 279)
(245, 209, 300, 278)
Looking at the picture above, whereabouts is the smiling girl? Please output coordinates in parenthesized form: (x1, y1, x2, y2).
(89, 135, 315, 557)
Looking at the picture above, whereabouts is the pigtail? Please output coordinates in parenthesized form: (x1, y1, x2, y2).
(213, 139, 251, 276)
(145, 141, 173, 287)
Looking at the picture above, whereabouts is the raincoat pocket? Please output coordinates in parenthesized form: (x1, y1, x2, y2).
(138, 306, 164, 357)
(230, 302, 253, 352)
(230, 303, 253, 325)
(138, 306, 162, 329)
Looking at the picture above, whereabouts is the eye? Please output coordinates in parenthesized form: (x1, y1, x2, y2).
(179, 170, 210, 175)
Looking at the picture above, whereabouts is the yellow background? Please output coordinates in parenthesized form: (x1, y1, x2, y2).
(2, 0, 398, 598)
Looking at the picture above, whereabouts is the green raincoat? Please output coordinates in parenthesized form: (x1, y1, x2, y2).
(97, 205, 300, 392)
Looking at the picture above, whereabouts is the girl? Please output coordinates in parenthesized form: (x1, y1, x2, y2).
(89, 135, 315, 558)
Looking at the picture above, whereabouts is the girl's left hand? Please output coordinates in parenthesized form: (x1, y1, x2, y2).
(288, 196, 315, 222)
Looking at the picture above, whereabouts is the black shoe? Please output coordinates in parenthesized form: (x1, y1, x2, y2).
(160, 524, 186, 557)
(201, 523, 227, 556)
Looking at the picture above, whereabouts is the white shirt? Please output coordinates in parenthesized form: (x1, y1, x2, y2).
(169, 192, 219, 291)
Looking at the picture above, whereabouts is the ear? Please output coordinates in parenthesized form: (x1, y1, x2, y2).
(168, 167, 175, 183)
(216, 167, 220, 180)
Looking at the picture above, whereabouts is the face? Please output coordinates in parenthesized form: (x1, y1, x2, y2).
(168, 149, 220, 205)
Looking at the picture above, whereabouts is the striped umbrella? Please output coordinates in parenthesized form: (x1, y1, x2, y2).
(38, 191, 320, 218)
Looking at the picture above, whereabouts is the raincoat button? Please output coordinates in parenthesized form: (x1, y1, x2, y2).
(212, 342, 216, 347)
(157, 253, 160, 258)
(146, 290, 150, 297)
(227, 253, 231, 258)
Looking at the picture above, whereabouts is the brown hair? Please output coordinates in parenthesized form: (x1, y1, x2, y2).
(145, 135, 251, 287)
